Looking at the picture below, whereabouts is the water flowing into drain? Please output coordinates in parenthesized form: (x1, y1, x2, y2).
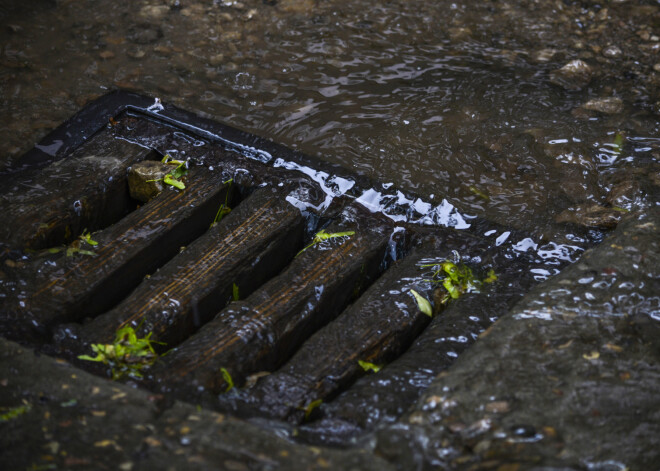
(0, 94, 582, 444)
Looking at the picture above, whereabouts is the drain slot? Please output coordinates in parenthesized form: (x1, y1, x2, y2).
(67, 184, 306, 353)
(147, 209, 391, 401)
(235, 246, 437, 423)
(1, 166, 236, 342)
(0, 133, 157, 253)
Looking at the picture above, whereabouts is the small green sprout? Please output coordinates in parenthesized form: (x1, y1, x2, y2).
(147, 154, 188, 190)
(211, 178, 233, 227)
(232, 283, 240, 301)
(420, 254, 497, 306)
(66, 246, 96, 257)
(163, 173, 185, 190)
(358, 360, 382, 373)
(410, 289, 433, 317)
(78, 323, 165, 380)
(484, 269, 498, 283)
(79, 230, 98, 246)
(303, 399, 322, 420)
(0, 403, 31, 422)
(296, 229, 355, 257)
(220, 367, 234, 392)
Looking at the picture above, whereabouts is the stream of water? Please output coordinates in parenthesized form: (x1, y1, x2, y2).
(1, 0, 658, 243)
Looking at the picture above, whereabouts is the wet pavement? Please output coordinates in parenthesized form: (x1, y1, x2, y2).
(1, 0, 659, 238)
(1, 208, 658, 470)
(1, 0, 659, 469)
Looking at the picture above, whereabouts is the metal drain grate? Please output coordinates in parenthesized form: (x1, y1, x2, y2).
(0, 92, 544, 443)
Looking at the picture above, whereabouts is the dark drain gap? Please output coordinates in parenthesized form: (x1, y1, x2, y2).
(296, 243, 541, 446)
(56, 183, 307, 362)
(145, 204, 393, 405)
(0, 130, 159, 256)
(1, 165, 242, 344)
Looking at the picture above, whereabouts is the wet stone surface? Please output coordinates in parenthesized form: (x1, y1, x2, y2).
(1, 207, 658, 470)
(376, 209, 660, 470)
(0, 337, 393, 471)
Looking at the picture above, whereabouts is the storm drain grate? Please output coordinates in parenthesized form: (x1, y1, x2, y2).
(0, 92, 541, 443)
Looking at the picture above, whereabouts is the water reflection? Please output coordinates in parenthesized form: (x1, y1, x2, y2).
(0, 0, 658, 240)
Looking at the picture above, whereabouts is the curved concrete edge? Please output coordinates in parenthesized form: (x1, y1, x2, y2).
(376, 208, 660, 470)
(0, 339, 392, 471)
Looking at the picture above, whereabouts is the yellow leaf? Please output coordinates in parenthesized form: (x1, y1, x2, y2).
(410, 289, 433, 317)
(358, 360, 382, 373)
(583, 351, 600, 360)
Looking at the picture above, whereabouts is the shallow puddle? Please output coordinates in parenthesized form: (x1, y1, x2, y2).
(1, 0, 658, 240)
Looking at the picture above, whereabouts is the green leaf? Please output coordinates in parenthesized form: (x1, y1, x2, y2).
(303, 399, 322, 420)
(78, 324, 165, 380)
(77, 353, 104, 362)
(220, 367, 234, 392)
(0, 404, 31, 422)
(469, 185, 490, 201)
(358, 360, 382, 373)
(79, 230, 98, 246)
(442, 278, 460, 299)
(410, 289, 433, 317)
(66, 247, 97, 257)
(232, 283, 240, 301)
(211, 179, 233, 227)
(296, 229, 356, 257)
(163, 174, 185, 190)
(484, 269, 498, 283)
(613, 132, 625, 154)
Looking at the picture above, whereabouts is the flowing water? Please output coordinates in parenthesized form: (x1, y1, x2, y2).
(2, 0, 658, 244)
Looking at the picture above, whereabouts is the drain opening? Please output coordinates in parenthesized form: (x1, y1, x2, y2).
(0, 95, 547, 446)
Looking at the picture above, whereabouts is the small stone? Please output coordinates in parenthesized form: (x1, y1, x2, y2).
(653, 64, 660, 73)
(448, 27, 472, 41)
(556, 204, 623, 229)
(602, 45, 622, 58)
(208, 53, 224, 66)
(607, 178, 640, 208)
(485, 401, 510, 413)
(582, 97, 623, 115)
(532, 48, 558, 63)
(637, 30, 650, 41)
(154, 45, 172, 55)
(128, 161, 172, 203)
(127, 49, 146, 59)
(550, 59, 593, 90)
(139, 5, 170, 21)
(99, 51, 115, 60)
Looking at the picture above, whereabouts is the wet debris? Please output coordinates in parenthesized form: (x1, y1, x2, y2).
(128, 160, 173, 203)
